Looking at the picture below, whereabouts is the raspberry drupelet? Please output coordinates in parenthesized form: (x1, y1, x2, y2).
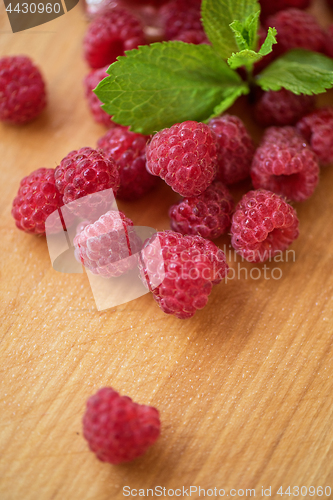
(254, 89, 315, 127)
(260, 0, 312, 19)
(83, 7, 146, 69)
(208, 115, 255, 185)
(297, 107, 333, 166)
(146, 121, 218, 197)
(264, 9, 325, 56)
(74, 210, 141, 278)
(83, 387, 160, 464)
(251, 126, 319, 202)
(231, 189, 300, 263)
(0, 55, 46, 124)
(160, 0, 203, 40)
(54, 147, 120, 218)
(324, 25, 333, 58)
(97, 126, 158, 200)
(169, 181, 234, 240)
(139, 230, 229, 319)
(12, 168, 63, 235)
(84, 66, 115, 128)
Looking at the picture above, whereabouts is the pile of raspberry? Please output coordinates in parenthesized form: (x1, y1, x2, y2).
(6, 0, 333, 467)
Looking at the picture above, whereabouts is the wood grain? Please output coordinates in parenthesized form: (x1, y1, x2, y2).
(0, 1, 333, 499)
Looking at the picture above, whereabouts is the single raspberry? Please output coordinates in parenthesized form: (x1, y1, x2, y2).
(260, 0, 312, 19)
(146, 121, 218, 197)
(297, 107, 333, 166)
(84, 67, 116, 128)
(231, 189, 299, 263)
(74, 210, 141, 278)
(208, 115, 255, 185)
(83, 387, 160, 464)
(54, 147, 120, 218)
(160, 0, 203, 40)
(12, 168, 63, 235)
(324, 25, 333, 58)
(139, 230, 229, 319)
(265, 9, 325, 56)
(251, 126, 319, 202)
(97, 126, 158, 200)
(0, 55, 46, 124)
(169, 181, 234, 240)
(83, 7, 146, 69)
(171, 30, 209, 45)
(254, 89, 315, 127)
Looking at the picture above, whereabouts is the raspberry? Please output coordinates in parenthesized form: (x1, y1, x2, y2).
(171, 30, 209, 45)
(0, 55, 46, 124)
(251, 126, 319, 202)
(74, 210, 141, 278)
(254, 89, 315, 127)
(324, 25, 333, 58)
(54, 147, 120, 218)
(160, 0, 203, 40)
(83, 7, 146, 69)
(83, 387, 160, 464)
(231, 189, 299, 263)
(265, 9, 325, 56)
(260, 0, 312, 19)
(169, 181, 234, 240)
(97, 126, 158, 200)
(84, 67, 116, 128)
(208, 115, 255, 185)
(146, 121, 218, 197)
(139, 230, 229, 319)
(297, 107, 333, 166)
(12, 168, 63, 235)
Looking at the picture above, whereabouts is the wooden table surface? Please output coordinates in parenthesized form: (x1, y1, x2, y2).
(1, 1, 333, 499)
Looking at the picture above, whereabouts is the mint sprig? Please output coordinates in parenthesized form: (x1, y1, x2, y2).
(96, 42, 248, 135)
(94, 0, 333, 134)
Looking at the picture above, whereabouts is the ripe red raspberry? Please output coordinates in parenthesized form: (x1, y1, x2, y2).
(54, 147, 120, 218)
(83, 387, 160, 464)
(146, 121, 218, 197)
(0, 55, 46, 124)
(324, 25, 333, 58)
(254, 89, 315, 127)
(297, 107, 333, 166)
(265, 9, 325, 56)
(231, 189, 299, 263)
(169, 181, 234, 240)
(97, 126, 158, 200)
(260, 0, 312, 19)
(172, 30, 209, 45)
(160, 0, 203, 40)
(12, 168, 63, 235)
(208, 115, 255, 185)
(251, 126, 319, 202)
(83, 7, 146, 69)
(74, 210, 141, 278)
(84, 67, 116, 128)
(139, 230, 229, 319)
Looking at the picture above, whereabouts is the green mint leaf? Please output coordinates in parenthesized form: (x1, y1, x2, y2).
(229, 11, 260, 51)
(228, 49, 262, 70)
(201, 0, 261, 59)
(256, 49, 333, 94)
(227, 27, 277, 70)
(258, 27, 277, 56)
(95, 42, 249, 135)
